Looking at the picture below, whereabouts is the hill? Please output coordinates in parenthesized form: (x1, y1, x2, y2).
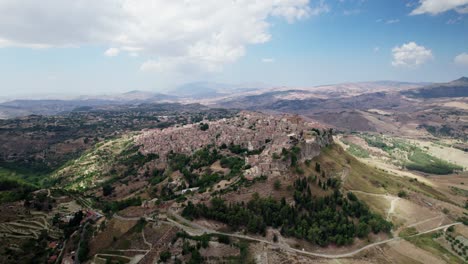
(401, 77, 468, 99)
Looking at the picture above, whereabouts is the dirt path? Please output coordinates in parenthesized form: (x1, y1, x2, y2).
(166, 209, 461, 259)
(407, 215, 445, 228)
(113, 214, 142, 221)
(386, 197, 400, 221)
(142, 229, 152, 249)
(341, 167, 349, 185)
(346, 189, 401, 221)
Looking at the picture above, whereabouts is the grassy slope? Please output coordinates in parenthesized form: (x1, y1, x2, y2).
(405, 233, 461, 264)
(316, 144, 463, 262)
(51, 135, 136, 190)
(363, 134, 463, 175)
(314, 144, 449, 202)
(0, 167, 38, 203)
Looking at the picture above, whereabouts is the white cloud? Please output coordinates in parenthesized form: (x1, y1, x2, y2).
(376, 18, 400, 24)
(104, 48, 120, 57)
(411, 0, 468, 15)
(373, 46, 380, 52)
(385, 19, 400, 24)
(0, 0, 321, 73)
(392, 42, 433, 67)
(454, 52, 468, 65)
(261, 58, 275, 63)
(343, 9, 361, 16)
(447, 16, 463, 24)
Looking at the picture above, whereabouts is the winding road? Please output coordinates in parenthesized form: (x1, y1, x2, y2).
(164, 205, 461, 259)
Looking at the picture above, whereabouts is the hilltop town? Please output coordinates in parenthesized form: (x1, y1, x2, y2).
(137, 111, 332, 179)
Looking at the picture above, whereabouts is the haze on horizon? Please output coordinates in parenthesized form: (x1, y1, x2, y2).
(0, 0, 467, 97)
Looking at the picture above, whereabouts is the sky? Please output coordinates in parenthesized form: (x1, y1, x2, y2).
(0, 0, 467, 96)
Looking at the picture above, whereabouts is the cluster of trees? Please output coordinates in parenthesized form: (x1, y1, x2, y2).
(78, 224, 93, 262)
(166, 146, 246, 188)
(199, 123, 209, 131)
(167, 147, 222, 187)
(101, 196, 142, 213)
(297, 176, 339, 191)
(183, 178, 392, 247)
(281, 145, 301, 167)
(173, 232, 207, 264)
(117, 146, 159, 176)
(221, 143, 265, 156)
(0, 177, 37, 204)
(220, 156, 245, 177)
(102, 184, 113, 196)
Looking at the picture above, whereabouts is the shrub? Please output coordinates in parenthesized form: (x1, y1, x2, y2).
(160, 251, 171, 262)
(273, 180, 281, 190)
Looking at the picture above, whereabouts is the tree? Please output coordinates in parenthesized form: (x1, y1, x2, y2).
(218, 234, 230, 244)
(188, 249, 202, 264)
(315, 162, 321, 173)
(273, 179, 281, 190)
(397, 190, 407, 198)
(160, 251, 171, 262)
(357, 222, 370, 238)
(102, 184, 113, 196)
(199, 123, 209, 131)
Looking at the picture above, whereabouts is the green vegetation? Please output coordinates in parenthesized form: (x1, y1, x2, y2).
(422, 124, 456, 138)
(314, 144, 450, 202)
(446, 230, 468, 260)
(362, 134, 411, 153)
(78, 224, 93, 262)
(101, 197, 142, 213)
(346, 143, 370, 158)
(450, 186, 468, 197)
(405, 232, 461, 264)
(0, 167, 38, 203)
(0, 164, 45, 183)
(183, 177, 392, 247)
(199, 122, 209, 131)
(398, 190, 407, 198)
(399, 227, 418, 237)
(102, 184, 114, 196)
(167, 146, 227, 187)
(220, 156, 245, 177)
(159, 251, 171, 262)
(273, 179, 281, 190)
(361, 134, 462, 175)
(405, 148, 462, 175)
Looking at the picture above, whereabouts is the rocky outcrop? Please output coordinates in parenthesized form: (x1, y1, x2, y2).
(298, 129, 333, 162)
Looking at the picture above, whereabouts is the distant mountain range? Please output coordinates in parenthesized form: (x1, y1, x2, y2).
(401, 77, 468, 99)
(1, 78, 467, 119)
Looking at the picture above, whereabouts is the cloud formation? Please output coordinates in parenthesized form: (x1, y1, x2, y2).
(261, 58, 275, 63)
(104, 48, 120, 57)
(411, 0, 468, 15)
(454, 52, 468, 65)
(0, 0, 325, 73)
(392, 42, 433, 67)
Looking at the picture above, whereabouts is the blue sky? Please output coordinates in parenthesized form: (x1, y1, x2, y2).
(0, 0, 467, 96)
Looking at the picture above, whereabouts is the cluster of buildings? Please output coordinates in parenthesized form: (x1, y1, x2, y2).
(137, 111, 332, 179)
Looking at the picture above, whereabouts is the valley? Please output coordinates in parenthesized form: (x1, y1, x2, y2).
(0, 79, 466, 264)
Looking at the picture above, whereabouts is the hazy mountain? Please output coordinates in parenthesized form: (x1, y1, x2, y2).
(401, 77, 468, 98)
(173, 81, 268, 99)
(0, 91, 179, 118)
(215, 80, 423, 110)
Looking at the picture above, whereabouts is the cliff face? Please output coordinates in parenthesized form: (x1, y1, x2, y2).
(298, 129, 334, 162)
(244, 128, 334, 179)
